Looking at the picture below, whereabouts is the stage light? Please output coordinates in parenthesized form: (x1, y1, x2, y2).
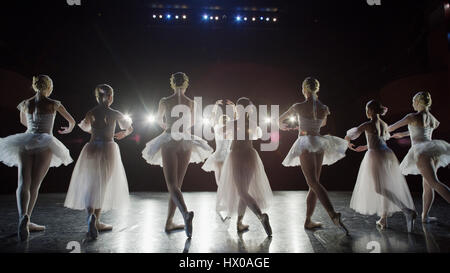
(147, 115, 156, 123)
(266, 17, 270, 21)
(159, 15, 163, 19)
(289, 116, 296, 122)
(215, 16, 219, 20)
(260, 16, 264, 20)
(124, 114, 132, 122)
(203, 14, 208, 20)
(175, 15, 179, 19)
(252, 17, 256, 21)
(166, 14, 171, 19)
(244, 17, 248, 21)
(152, 14, 156, 19)
(236, 15, 242, 21)
(182, 15, 187, 19)
(273, 18, 277, 22)
(210, 16, 214, 20)
(265, 117, 271, 124)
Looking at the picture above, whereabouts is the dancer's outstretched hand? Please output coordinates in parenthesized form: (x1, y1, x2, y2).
(58, 126, 72, 135)
(391, 133, 403, 139)
(354, 145, 368, 152)
(114, 131, 128, 140)
(347, 142, 356, 151)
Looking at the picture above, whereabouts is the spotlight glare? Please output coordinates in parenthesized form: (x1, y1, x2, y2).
(152, 14, 156, 19)
(175, 15, 179, 19)
(266, 17, 270, 21)
(252, 17, 256, 21)
(215, 16, 219, 20)
(210, 16, 213, 20)
(273, 17, 277, 22)
(265, 117, 271, 124)
(202, 118, 210, 125)
(236, 15, 242, 21)
(260, 16, 264, 20)
(166, 14, 171, 19)
(244, 17, 248, 21)
(159, 15, 163, 19)
(124, 114, 132, 122)
(203, 14, 208, 20)
(289, 116, 296, 122)
(147, 115, 156, 123)
(182, 15, 187, 19)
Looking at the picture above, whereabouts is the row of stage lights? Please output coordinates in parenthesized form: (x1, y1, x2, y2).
(151, 13, 278, 23)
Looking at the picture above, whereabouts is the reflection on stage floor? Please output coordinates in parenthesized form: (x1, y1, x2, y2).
(0, 191, 448, 253)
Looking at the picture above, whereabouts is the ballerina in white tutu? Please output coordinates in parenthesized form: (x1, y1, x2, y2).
(0, 75, 75, 241)
(64, 84, 133, 239)
(201, 100, 232, 185)
(345, 100, 416, 232)
(279, 77, 348, 234)
(388, 92, 450, 223)
(141, 72, 213, 237)
(216, 97, 273, 236)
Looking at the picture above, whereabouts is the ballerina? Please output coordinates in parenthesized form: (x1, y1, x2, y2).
(0, 75, 75, 241)
(142, 72, 213, 238)
(279, 77, 348, 234)
(216, 97, 273, 236)
(64, 84, 133, 239)
(201, 100, 232, 185)
(345, 100, 416, 232)
(388, 91, 450, 223)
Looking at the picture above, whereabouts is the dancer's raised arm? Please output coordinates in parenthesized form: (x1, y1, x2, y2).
(56, 102, 76, 135)
(156, 98, 167, 130)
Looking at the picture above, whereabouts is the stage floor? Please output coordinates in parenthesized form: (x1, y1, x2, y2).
(0, 191, 449, 253)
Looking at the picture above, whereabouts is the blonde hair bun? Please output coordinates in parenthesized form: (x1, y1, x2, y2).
(95, 84, 114, 104)
(302, 77, 320, 95)
(32, 75, 53, 94)
(414, 91, 432, 108)
(170, 72, 189, 90)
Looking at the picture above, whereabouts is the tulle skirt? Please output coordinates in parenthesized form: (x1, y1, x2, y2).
(400, 140, 450, 175)
(142, 132, 213, 167)
(0, 133, 73, 168)
(282, 135, 347, 167)
(216, 147, 273, 216)
(350, 147, 415, 217)
(64, 141, 130, 212)
(201, 149, 229, 173)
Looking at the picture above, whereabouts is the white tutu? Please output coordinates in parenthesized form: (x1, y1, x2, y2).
(0, 133, 73, 168)
(142, 132, 213, 167)
(400, 140, 450, 175)
(64, 141, 130, 211)
(201, 140, 231, 173)
(216, 147, 273, 216)
(350, 147, 415, 217)
(282, 135, 347, 166)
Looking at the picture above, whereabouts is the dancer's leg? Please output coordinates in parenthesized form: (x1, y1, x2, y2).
(17, 152, 32, 240)
(237, 199, 249, 232)
(304, 153, 324, 229)
(214, 162, 224, 185)
(417, 156, 450, 203)
(422, 178, 436, 222)
(162, 144, 188, 215)
(27, 150, 52, 231)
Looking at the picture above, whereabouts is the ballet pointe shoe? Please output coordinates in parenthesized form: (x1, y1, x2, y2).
(18, 215, 30, 242)
(422, 216, 438, 224)
(165, 222, 185, 232)
(183, 211, 194, 238)
(96, 222, 113, 232)
(237, 222, 249, 233)
(87, 214, 98, 239)
(304, 220, 323, 230)
(28, 222, 46, 232)
(403, 209, 417, 233)
(331, 212, 349, 236)
(260, 213, 272, 237)
(376, 218, 388, 230)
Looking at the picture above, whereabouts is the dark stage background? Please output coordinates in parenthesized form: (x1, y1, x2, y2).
(0, 0, 449, 194)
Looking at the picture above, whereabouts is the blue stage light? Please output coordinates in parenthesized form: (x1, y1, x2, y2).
(166, 14, 171, 19)
(236, 15, 242, 21)
(203, 14, 208, 20)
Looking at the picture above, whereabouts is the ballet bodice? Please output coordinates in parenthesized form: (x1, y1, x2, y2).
(298, 116, 323, 135)
(365, 131, 389, 151)
(214, 125, 232, 154)
(26, 113, 56, 135)
(408, 125, 433, 145)
(91, 122, 117, 142)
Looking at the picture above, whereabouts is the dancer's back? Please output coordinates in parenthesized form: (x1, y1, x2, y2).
(161, 94, 194, 133)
